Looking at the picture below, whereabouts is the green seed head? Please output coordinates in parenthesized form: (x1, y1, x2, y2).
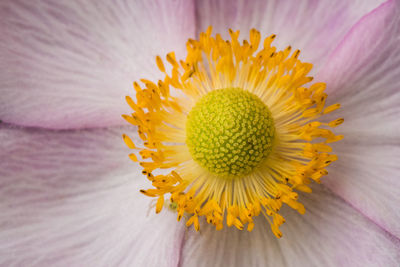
(186, 88, 275, 178)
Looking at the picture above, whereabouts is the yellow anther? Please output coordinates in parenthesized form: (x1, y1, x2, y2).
(122, 114, 140, 126)
(156, 195, 164, 214)
(133, 81, 142, 93)
(250, 28, 261, 51)
(329, 118, 344, 127)
(122, 134, 137, 149)
(140, 189, 157, 197)
(156, 56, 165, 73)
(326, 134, 344, 143)
(271, 224, 282, 238)
(295, 184, 312, 193)
(303, 107, 321, 117)
(324, 103, 341, 114)
(166, 52, 179, 68)
(128, 153, 138, 162)
(247, 221, 255, 232)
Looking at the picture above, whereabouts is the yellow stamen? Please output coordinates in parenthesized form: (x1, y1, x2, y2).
(122, 27, 342, 238)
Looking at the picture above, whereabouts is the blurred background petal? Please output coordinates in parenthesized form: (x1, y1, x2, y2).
(0, 0, 195, 129)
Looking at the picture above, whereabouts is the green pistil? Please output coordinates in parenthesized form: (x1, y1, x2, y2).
(186, 88, 275, 178)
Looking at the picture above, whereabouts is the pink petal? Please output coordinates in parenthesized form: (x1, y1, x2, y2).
(0, 0, 195, 129)
(0, 125, 185, 266)
(195, 0, 384, 72)
(316, 0, 400, 238)
(327, 139, 400, 238)
(180, 185, 400, 267)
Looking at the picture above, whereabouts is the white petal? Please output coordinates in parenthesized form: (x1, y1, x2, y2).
(180, 185, 400, 267)
(0, 0, 195, 129)
(0, 125, 185, 266)
(326, 139, 400, 239)
(195, 0, 384, 72)
(316, 0, 400, 237)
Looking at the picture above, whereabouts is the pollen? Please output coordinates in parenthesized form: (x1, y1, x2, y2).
(122, 27, 343, 238)
(186, 88, 275, 177)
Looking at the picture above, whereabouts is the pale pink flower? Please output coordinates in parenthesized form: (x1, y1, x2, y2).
(0, 0, 399, 266)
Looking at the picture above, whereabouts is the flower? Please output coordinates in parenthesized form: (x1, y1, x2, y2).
(122, 27, 343, 237)
(1, 0, 399, 266)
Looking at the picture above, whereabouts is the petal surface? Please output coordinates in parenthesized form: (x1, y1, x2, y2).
(0, 125, 184, 266)
(195, 0, 383, 72)
(0, 0, 195, 129)
(316, 0, 400, 238)
(180, 185, 400, 267)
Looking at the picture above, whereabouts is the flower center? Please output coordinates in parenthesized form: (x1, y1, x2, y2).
(186, 88, 275, 177)
(122, 27, 344, 237)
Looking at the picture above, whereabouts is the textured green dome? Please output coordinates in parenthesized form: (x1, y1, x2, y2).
(186, 88, 275, 178)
